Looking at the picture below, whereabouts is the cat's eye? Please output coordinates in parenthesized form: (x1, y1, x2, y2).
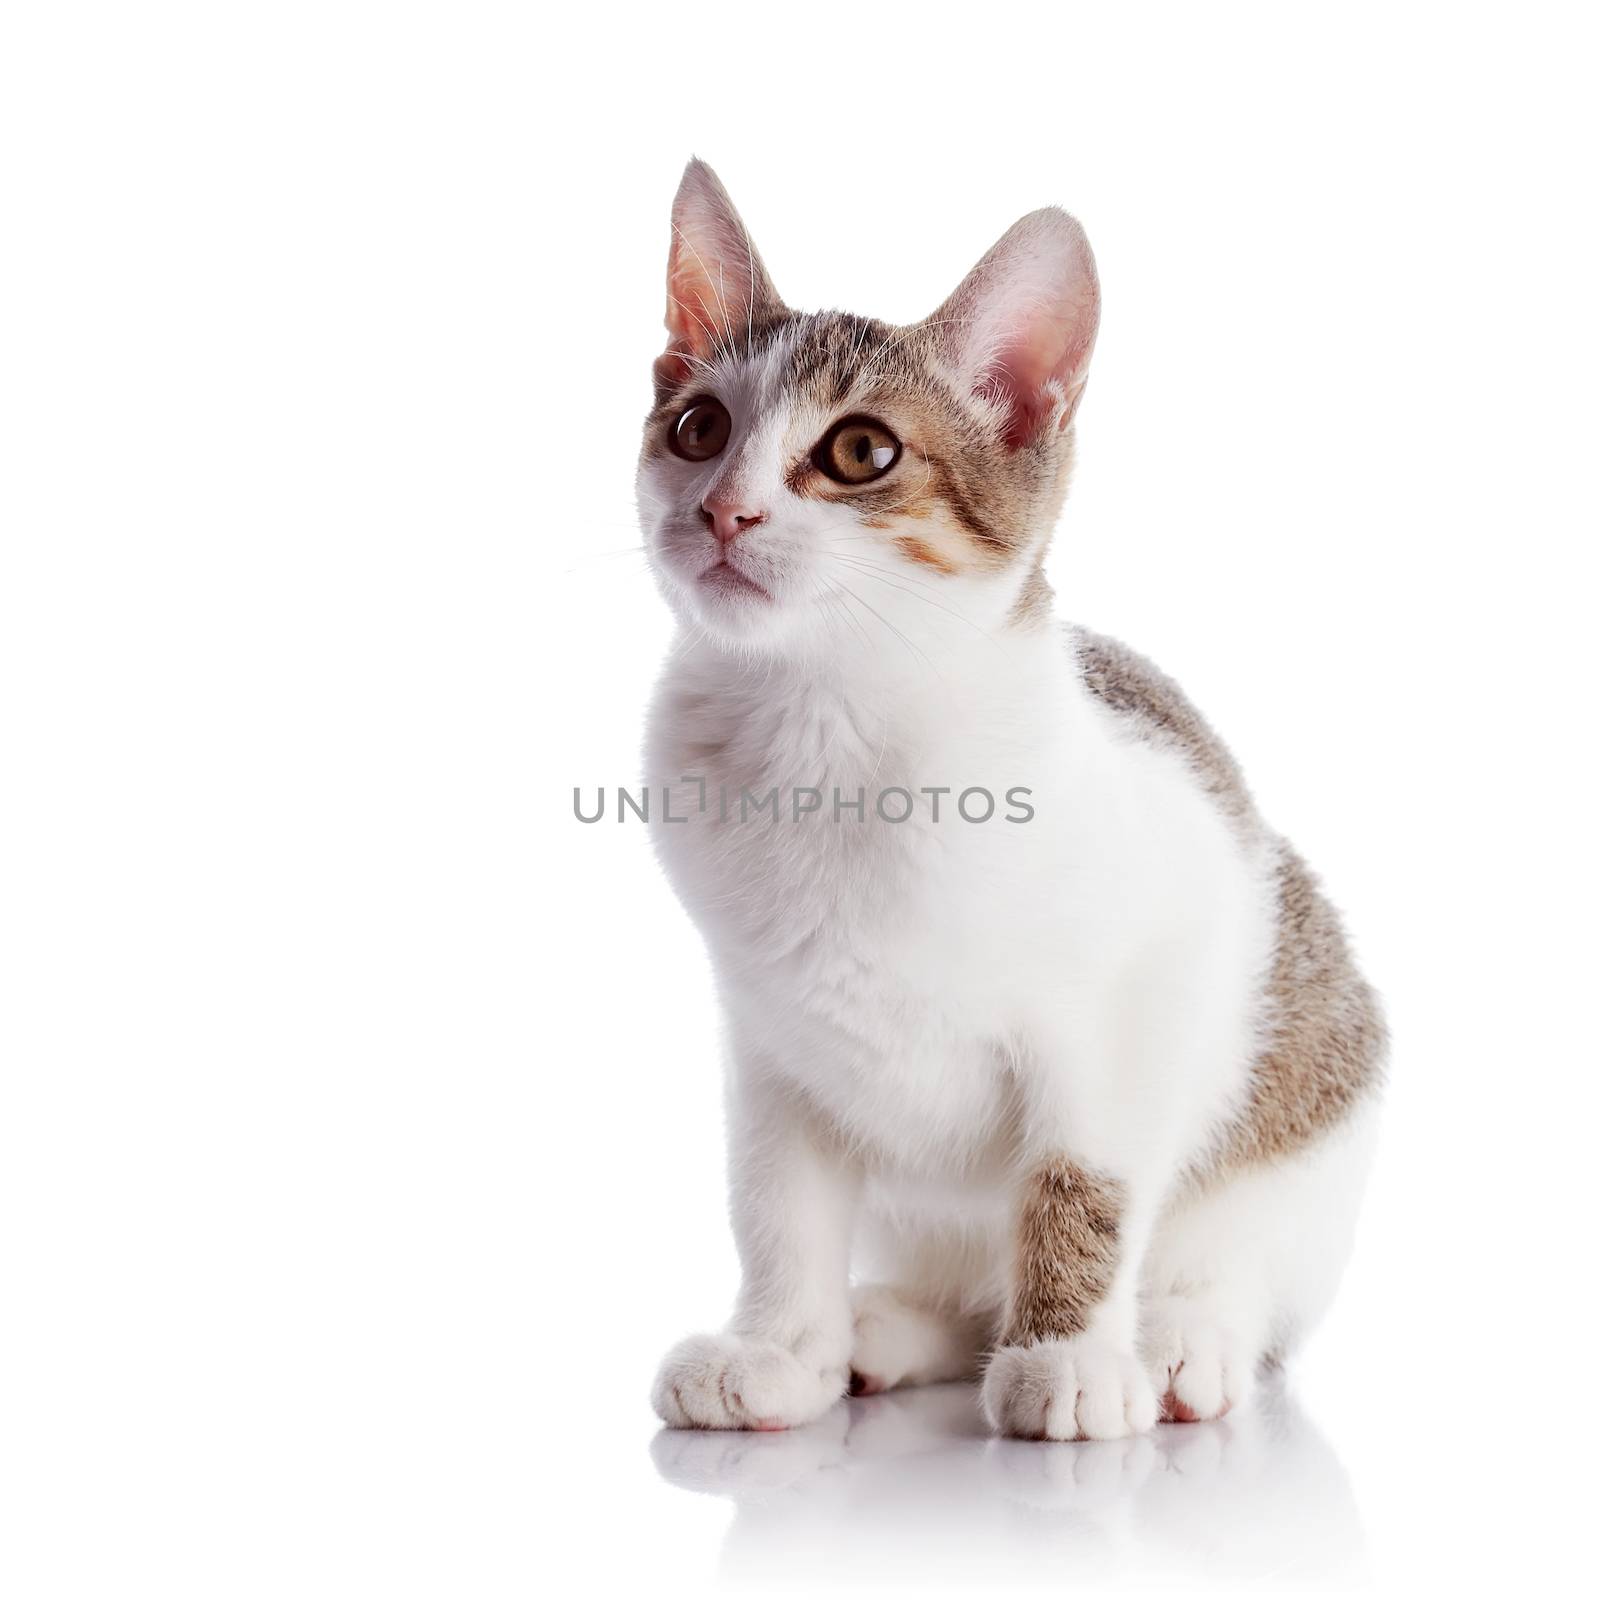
(670, 397, 732, 462)
(815, 416, 902, 485)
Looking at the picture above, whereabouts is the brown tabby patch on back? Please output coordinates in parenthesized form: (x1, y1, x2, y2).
(1209, 843, 1388, 1175)
(1069, 625, 1386, 1179)
(1003, 1158, 1125, 1344)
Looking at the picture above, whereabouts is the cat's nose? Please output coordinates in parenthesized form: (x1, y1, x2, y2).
(700, 494, 767, 545)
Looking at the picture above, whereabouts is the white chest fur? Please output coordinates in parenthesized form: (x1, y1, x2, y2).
(646, 628, 1274, 1181)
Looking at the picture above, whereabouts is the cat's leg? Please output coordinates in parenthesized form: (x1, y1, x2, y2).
(652, 1066, 858, 1432)
(980, 1151, 1164, 1442)
(1139, 1106, 1378, 1422)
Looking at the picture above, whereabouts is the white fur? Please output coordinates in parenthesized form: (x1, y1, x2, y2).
(638, 262, 1373, 1442)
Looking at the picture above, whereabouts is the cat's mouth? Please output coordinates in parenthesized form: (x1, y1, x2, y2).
(697, 559, 770, 602)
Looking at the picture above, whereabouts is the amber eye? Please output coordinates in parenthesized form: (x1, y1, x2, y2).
(669, 397, 732, 462)
(815, 416, 902, 485)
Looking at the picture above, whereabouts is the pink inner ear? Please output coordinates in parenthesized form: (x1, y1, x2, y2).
(668, 250, 733, 360)
(988, 357, 1056, 449)
(987, 299, 1096, 449)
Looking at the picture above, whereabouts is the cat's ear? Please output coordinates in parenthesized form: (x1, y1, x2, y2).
(661, 159, 783, 376)
(927, 209, 1100, 448)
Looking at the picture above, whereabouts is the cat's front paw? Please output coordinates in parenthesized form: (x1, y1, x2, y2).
(982, 1336, 1158, 1441)
(651, 1333, 847, 1432)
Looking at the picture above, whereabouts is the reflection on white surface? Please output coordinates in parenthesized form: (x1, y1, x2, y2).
(652, 1372, 1368, 1591)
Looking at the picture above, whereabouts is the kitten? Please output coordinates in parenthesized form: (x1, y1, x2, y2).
(637, 160, 1384, 1440)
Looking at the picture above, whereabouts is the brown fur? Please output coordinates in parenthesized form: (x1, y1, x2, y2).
(1211, 844, 1388, 1174)
(894, 535, 957, 574)
(1003, 1158, 1126, 1344)
(1071, 624, 1386, 1179)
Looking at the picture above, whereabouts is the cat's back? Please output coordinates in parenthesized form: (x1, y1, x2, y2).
(1068, 621, 1387, 1172)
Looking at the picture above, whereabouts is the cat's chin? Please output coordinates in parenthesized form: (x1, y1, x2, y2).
(696, 559, 771, 603)
(673, 569, 804, 649)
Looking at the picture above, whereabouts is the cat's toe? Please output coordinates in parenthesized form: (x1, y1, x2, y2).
(847, 1287, 925, 1395)
(651, 1333, 846, 1431)
(1142, 1297, 1255, 1423)
(982, 1337, 1158, 1441)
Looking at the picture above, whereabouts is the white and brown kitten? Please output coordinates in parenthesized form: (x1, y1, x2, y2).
(638, 160, 1384, 1440)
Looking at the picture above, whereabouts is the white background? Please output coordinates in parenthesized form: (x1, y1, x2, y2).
(3, 2, 1596, 1594)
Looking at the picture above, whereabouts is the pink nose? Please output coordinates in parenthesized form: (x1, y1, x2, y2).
(701, 494, 767, 545)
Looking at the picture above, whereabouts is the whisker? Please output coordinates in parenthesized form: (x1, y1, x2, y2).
(820, 582, 875, 656)
(670, 222, 738, 349)
(833, 578, 943, 684)
(830, 553, 1010, 657)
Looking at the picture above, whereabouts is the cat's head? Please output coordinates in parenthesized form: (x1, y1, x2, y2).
(637, 159, 1099, 655)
